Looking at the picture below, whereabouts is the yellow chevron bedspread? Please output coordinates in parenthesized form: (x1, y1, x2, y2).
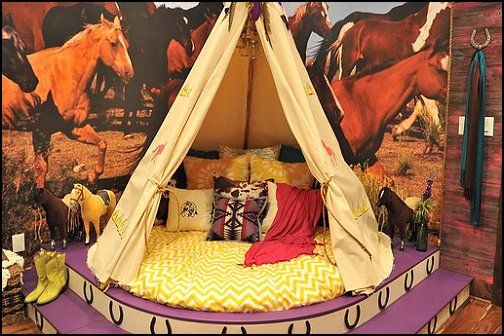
(127, 226, 344, 313)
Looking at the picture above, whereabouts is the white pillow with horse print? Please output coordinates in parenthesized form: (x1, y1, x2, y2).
(166, 187, 213, 232)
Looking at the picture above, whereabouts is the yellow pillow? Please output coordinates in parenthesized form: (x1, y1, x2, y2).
(184, 155, 250, 189)
(249, 155, 314, 189)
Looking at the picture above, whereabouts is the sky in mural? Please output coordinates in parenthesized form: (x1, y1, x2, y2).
(155, 2, 404, 55)
(155, 2, 404, 56)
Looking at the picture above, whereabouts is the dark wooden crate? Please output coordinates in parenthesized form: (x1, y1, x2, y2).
(2, 264, 25, 327)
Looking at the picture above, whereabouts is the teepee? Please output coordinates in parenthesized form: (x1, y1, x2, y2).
(88, 2, 393, 295)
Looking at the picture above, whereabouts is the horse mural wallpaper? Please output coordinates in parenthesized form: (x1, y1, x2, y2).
(1, 2, 451, 261)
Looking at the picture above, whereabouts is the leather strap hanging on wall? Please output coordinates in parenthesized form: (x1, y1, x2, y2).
(460, 29, 489, 226)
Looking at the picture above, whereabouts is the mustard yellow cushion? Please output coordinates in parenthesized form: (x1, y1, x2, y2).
(183, 155, 250, 189)
(250, 155, 314, 189)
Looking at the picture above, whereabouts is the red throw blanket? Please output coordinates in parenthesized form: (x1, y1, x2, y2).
(244, 183, 323, 267)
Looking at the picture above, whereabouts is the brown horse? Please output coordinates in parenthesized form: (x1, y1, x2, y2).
(1, 2, 122, 53)
(33, 187, 82, 250)
(167, 16, 218, 77)
(312, 2, 428, 80)
(329, 42, 449, 180)
(121, 5, 194, 133)
(2, 14, 39, 93)
(376, 187, 416, 251)
(2, 17, 134, 188)
(333, 2, 451, 79)
(288, 2, 332, 64)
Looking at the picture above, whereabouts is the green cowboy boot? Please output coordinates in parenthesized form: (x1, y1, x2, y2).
(24, 251, 55, 303)
(37, 253, 68, 305)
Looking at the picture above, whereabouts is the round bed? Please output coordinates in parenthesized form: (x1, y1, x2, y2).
(125, 226, 344, 313)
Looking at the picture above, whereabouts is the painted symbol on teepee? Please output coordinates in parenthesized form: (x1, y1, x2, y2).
(305, 83, 315, 96)
(179, 85, 192, 97)
(151, 142, 166, 164)
(322, 140, 337, 166)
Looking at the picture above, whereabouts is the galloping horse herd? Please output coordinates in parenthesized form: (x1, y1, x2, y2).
(1, 2, 451, 189)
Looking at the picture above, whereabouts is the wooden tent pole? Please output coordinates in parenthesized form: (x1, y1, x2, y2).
(243, 23, 257, 149)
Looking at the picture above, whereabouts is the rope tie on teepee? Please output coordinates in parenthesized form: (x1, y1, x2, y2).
(319, 180, 372, 266)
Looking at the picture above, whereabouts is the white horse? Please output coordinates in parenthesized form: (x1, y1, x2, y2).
(69, 183, 116, 245)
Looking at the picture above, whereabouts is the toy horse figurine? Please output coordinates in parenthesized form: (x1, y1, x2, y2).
(376, 187, 417, 251)
(33, 188, 82, 250)
(69, 184, 116, 245)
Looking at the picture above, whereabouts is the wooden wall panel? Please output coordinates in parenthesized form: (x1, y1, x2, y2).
(440, 2, 502, 300)
(493, 194, 502, 306)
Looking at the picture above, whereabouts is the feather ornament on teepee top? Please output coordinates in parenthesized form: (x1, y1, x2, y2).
(223, 2, 237, 32)
(260, 2, 273, 47)
(225, 2, 273, 46)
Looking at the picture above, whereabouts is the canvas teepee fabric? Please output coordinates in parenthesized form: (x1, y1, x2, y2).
(87, 2, 393, 295)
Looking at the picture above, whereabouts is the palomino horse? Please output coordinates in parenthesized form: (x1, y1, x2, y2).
(69, 183, 116, 245)
(312, 2, 428, 80)
(2, 17, 134, 188)
(331, 2, 451, 79)
(328, 42, 449, 181)
(2, 14, 38, 93)
(122, 5, 194, 132)
(288, 2, 332, 64)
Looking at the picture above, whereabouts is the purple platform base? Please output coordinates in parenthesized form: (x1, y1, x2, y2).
(47, 240, 439, 324)
(22, 239, 472, 334)
(22, 267, 127, 334)
(349, 268, 472, 334)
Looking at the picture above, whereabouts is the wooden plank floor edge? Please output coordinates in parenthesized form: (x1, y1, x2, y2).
(438, 296, 503, 334)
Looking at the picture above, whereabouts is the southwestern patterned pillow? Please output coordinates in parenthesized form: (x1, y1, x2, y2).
(207, 195, 267, 243)
(213, 176, 273, 200)
(218, 145, 281, 161)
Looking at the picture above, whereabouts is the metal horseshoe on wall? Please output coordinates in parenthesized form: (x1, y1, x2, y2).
(470, 28, 491, 50)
